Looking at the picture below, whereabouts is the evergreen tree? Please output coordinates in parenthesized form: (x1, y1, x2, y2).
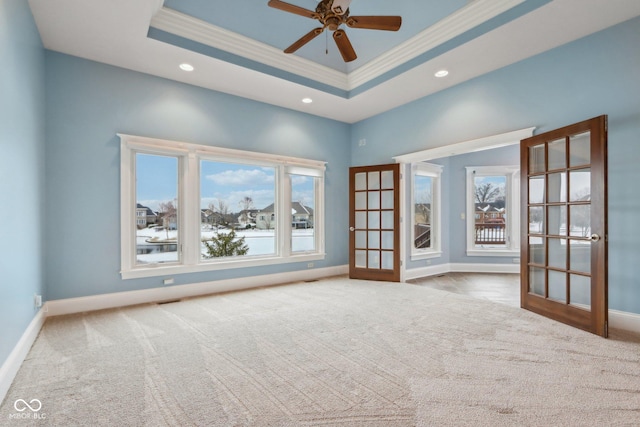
(202, 229, 249, 258)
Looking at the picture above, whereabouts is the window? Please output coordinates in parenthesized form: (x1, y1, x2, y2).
(120, 134, 325, 279)
(411, 162, 442, 259)
(466, 166, 520, 256)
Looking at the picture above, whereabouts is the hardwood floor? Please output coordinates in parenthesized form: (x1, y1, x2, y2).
(406, 272, 520, 308)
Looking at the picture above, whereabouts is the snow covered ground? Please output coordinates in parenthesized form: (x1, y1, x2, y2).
(136, 227, 314, 264)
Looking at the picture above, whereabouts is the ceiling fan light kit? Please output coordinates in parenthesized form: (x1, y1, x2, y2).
(268, 0, 402, 62)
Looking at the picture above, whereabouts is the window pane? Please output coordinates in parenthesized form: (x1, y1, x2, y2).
(291, 174, 316, 253)
(200, 160, 275, 259)
(136, 153, 179, 265)
(414, 175, 433, 250)
(548, 138, 566, 170)
(569, 132, 590, 167)
(474, 175, 506, 248)
(529, 144, 545, 174)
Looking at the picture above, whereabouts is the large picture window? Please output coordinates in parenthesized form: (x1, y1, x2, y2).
(465, 166, 520, 256)
(120, 134, 325, 279)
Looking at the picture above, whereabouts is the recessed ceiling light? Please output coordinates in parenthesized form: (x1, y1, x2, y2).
(302, 98, 313, 104)
(435, 70, 449, 78)
(179, 63, 194, 72)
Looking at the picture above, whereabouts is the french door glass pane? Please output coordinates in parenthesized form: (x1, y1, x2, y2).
(529, 144, 545, 174)
(548, 138, 566, 170)
(355, 173, 367, 191)
(382, 231, 394, 250)
(381, 251, 394, 269)
(548, 206, 567, 236)
(381, 211, 394, 230)
(529, 206, 544, 234)
(355, 250, 366, 268)
(355, 231, 366, 248)
(569, 205, 590, 238)
(548, 238, 566, 269)
(569, 132, 590, 167)
(529, 176, 545, 204)
(381, 171, 394, 189)
(569, 169, 590, 202)
(529, 237, 545, 265)
(368, 231, 380, 249)
(569, 240, 591, 274)
(368, 250, 380, 269)
(381, 190, 394, 209)
(291, 174, 316, 253)
(136, 153, 179, 265)
(529, 267, 545, 296)
(368, 191, 380, 209)
(355, 212, 366, 229)
(547, 173, 567, 203)
(570, 274, 591, 308)
(368, 211, 380, 229)
(548, 270, 566, 303)
(368, 172, 380, 190)
(200, 160, 275, 259)
(355, 192, 366, 210)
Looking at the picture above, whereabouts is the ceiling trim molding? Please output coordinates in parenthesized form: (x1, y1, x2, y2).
(151, 0, 523, 93)
(150, 7, 350, 90)
(393, 127, 536, 163)
(348, 0, 525, 89)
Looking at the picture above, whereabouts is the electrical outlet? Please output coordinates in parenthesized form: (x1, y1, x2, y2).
(307, 262, 314, 268)
(426, 260, 432, 266)
(512, 258, 520, 264)
(358, 139, 366, 146)
(163, 278, 175, 285)
(34, 294, 42, 309)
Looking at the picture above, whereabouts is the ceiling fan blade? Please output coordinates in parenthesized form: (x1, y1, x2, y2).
(346, 16, 402, 31)
(268, 0, 317, 19)
(333, 29, 357, 62)
(284, 27, 324, 54)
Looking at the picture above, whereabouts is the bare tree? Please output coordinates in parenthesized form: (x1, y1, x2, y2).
(209, 199, 233, 227)
(158, 200, 177, 239)
(238, 196, 254, 225)
(475, 182, 501, 204)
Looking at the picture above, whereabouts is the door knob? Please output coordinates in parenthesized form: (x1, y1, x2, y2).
(590, 233, 600, 242)
(349, 227, 355, 232)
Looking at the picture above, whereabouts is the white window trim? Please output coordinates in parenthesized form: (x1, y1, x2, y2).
(465, 165, 520, 257)
(120, 134, 326, 280)
(411, 162, 443, 260)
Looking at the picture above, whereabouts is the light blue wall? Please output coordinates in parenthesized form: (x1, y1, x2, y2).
(44, 52, 351, 300)
(0, 0, 46, 367)
(351, 17, 640, 314)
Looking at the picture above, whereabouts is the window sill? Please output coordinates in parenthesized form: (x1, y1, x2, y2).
(121, 253, 326, 280)
(466, 249, 520, 258)
(410, 250, 442, 261)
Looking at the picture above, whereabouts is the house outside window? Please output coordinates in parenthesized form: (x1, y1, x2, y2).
(466, 166, 520, 256)
(120, 134, 325, 279)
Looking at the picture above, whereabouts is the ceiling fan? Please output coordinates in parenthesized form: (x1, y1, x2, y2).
(267, 0, 402, 62)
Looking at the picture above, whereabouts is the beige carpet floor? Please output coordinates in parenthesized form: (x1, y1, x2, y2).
(1, 277, 639, 426)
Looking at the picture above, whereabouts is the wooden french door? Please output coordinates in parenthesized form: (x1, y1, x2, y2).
(521, 115, 608, 337)
(349, 164, 401, 282)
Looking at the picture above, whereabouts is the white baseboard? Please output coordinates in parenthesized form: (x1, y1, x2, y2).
(46, 265, 348, 317)
(0, 308, 47, 407)
(609, 309, 640, 334)
(404, 262, 519, 281)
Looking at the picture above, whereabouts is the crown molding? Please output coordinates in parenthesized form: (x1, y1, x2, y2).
(151, 8, 350, 91)
(348, 0, 525, 89)
(151, 0, 523, 93)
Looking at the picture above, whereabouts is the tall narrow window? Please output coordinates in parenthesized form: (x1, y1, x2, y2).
(290, 174, 316, 253)
(135, 153, 179, 265)
(466, 166, 519, 256)
(411, 163, 442, 259)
